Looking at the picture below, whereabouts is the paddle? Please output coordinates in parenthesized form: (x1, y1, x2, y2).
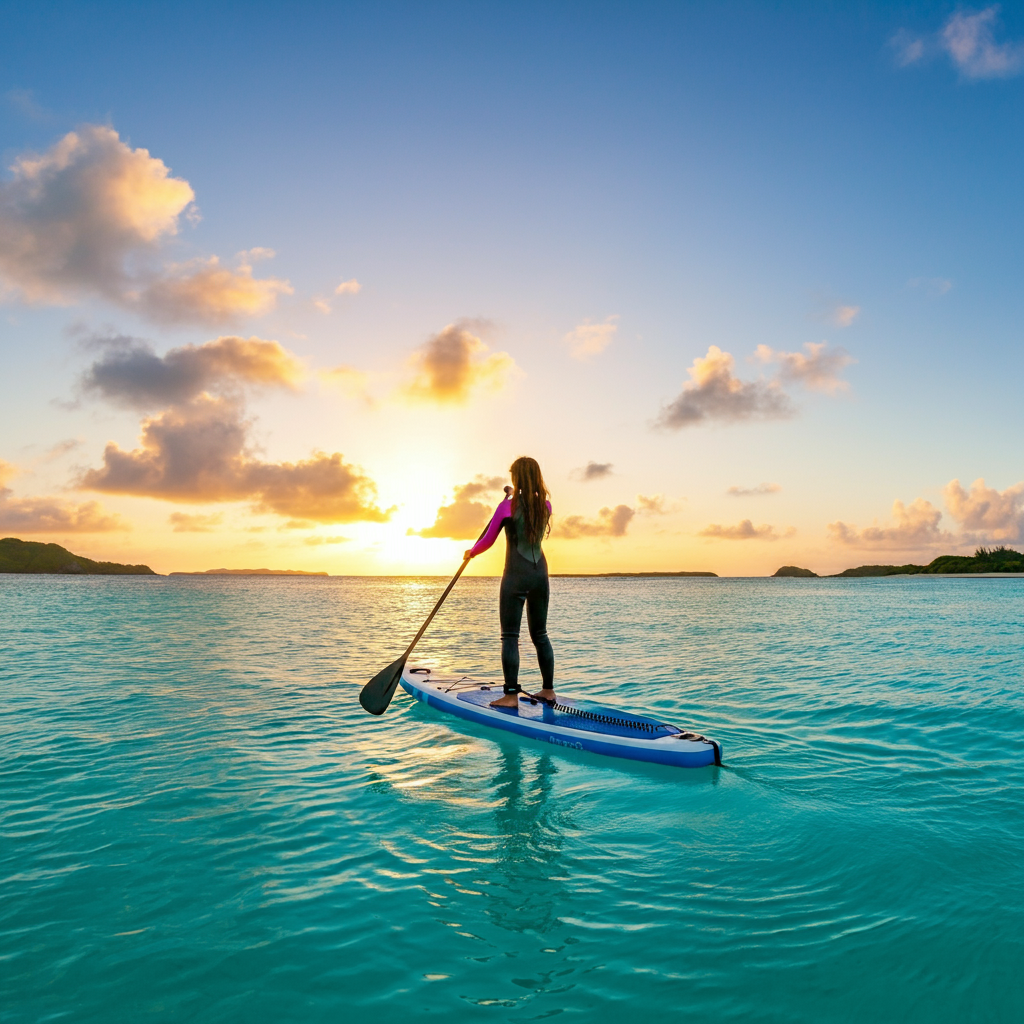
(358, 556, 471, 715)
(358, 485, 511, 716)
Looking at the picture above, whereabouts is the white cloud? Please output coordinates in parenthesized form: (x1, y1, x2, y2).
(5, 88, 51, 122)
(908, 277, 953, 296)
(565, 316, 618, 360)
(893, 7, 1024, 80)
(942, 6, 1024, 79)
(0, 126, 291, 324)
(833, 305, 860, 328)
(754, 341, 854, 395)
(943, 478, 1024, 542)
(335, 279, 361, 295)
(658, 345, 793, 429)
(890, 29, 927, 67)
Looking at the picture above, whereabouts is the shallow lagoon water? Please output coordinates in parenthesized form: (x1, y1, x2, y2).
(1, 574, 1021, 1022)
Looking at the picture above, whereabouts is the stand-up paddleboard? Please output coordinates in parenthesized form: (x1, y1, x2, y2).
(400, 665, 722, 768)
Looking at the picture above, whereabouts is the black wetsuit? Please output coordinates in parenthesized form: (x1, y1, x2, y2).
(499, 508, 555, 695)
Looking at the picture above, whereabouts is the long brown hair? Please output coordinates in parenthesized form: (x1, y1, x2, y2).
(509, 457, 550, 545)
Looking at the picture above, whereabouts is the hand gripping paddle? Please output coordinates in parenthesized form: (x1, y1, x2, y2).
(358, 485, 512, 716)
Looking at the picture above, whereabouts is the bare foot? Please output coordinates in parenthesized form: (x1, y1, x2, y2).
(489, 694, 520, 708)
(535, 688, 556, 704)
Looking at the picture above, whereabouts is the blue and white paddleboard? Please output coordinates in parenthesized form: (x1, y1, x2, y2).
(400, 665, 722, 768)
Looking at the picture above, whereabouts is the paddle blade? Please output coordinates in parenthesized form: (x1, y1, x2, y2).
(359, 657, 406, 715)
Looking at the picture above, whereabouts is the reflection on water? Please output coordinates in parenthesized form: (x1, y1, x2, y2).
(1, 574, 1022, 1023)
(489, 749, 569, 938)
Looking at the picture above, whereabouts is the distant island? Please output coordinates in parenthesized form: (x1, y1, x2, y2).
(832, 546, 1023, 576)
(169, 568, 328, 576)
(772, 547, 1024, 579)
(552, 570, 718, 578)
(0, 537, 157, 575)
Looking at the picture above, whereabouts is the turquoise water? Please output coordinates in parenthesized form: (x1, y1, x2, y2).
(1, 575, 1021, 1022)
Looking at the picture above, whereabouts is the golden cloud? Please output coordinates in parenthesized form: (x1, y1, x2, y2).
(411, 476, 505, 539)
(79, 395, 391, 524)
(943, 478, 1024, 543)
(727, 482, 781, 497)
(168, 512, 223, 533)
(700, 519, 783, 541)
(0, 125, 192, 303)
(635, 494, 668, 514)
(552, 504, 634, 539)
(82, 334, 304, 408)
(403, 321, 516, 404)
(828, 498, 949, 550)
(0, 459, 126, 533)
(318, 364, 376, 407)
(658, 346, 792, 428)
(136, 257, 292, 325)
(246, 452, 392, 523)
(754, 342, 854, 395)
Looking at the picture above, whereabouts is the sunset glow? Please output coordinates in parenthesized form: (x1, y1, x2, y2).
(1, 4, 1020, 576)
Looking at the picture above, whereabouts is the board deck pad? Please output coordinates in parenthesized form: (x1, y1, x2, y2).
(457, 690, 681, 741)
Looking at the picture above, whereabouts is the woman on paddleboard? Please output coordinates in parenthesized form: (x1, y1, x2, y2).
(464, 457, 555, 709)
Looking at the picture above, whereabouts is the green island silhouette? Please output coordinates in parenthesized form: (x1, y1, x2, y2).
(774, 546, 1023, 578)
(0, 537, 157, 575)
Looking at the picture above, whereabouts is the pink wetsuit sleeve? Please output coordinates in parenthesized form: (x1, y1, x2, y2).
(468, 498, 512, 557)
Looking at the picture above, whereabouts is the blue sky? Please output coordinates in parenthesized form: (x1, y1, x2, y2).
(1, 1, 1021, 573)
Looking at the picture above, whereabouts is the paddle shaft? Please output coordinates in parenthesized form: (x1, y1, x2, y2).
(401, 485, 510, 663)
(400, 556, 471, 664)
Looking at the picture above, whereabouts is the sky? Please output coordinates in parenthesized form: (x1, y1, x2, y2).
(0, 0, 1021, 576)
